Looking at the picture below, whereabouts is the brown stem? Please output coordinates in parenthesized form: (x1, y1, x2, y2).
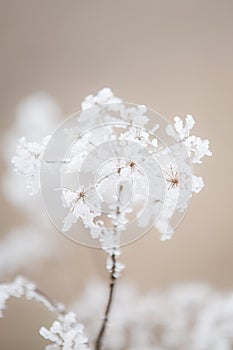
(95, 254, 117, 350)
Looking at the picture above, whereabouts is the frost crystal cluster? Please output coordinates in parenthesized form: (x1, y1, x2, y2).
(0, 277, 89, 350)
(12, 136, 50, 195)
(0, 276, 64, 317)
(11, 88, 212, 274)
(40, 312, 90, 350)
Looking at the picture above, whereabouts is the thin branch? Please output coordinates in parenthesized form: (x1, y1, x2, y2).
(95, 254, 117, 350)
(0, 278, 66, 317)
(34, 287, 66, 316)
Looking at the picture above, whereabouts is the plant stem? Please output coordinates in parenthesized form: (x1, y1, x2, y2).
(95, 254, 117, 350)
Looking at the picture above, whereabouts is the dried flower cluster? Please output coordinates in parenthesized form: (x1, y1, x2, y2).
(13, 88, 211, 250)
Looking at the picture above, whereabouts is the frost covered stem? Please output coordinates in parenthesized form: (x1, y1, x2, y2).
(95, 253, 117, 350)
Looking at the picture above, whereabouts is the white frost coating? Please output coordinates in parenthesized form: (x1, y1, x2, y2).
(12, 88, 212, 246)
(62, 187, 101, 232)
(81, 87, 122, 111)
(12, 136, 50, 195)
(40, 312, 90, 350)
(0, 276, 64, 317)
(106, 255, 125, 278)
(166, 114, 212, 164)
(192, 175, 204, 193)
(0, 277, 89, 349)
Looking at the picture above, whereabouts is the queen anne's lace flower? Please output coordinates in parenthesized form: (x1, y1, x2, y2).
(12, 87, 212, 245)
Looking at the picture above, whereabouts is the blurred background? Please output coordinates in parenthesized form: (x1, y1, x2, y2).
(0, 0, 232, 349)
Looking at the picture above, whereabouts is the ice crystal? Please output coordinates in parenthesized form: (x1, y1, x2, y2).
(166, 114, 212, 164)
(192, 175, 204, 193)
(81, 87, 122, 111)
(106, 255, 125, 278)
(12, 136, 50, 195)
(0, 277, 89, 350)
(0, 276, 64, 317)
(40, 312, 90, 350)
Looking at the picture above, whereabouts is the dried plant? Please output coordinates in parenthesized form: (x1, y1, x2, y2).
(0, 88, 212, 350)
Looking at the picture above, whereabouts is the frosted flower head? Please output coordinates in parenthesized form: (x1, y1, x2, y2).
(40, 100, 196, 247)
(12, 87, 211, 249)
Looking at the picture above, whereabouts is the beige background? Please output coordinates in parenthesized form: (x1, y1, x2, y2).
(0, 0, 233, 349)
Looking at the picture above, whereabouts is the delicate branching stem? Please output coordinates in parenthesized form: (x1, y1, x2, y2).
(34, 287, 66, 316)
(0, 279, 66, 317)
(95, 254, 117, 350)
